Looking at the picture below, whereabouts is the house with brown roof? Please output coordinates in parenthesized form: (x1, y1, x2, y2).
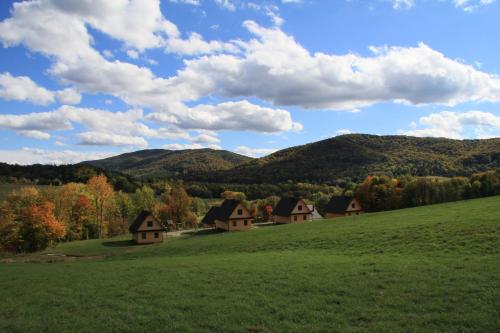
(129, 210, 167, 244)
(272, 197, 313, 224)
(324, 196, 363, 218)
(202, 199, 254, 231)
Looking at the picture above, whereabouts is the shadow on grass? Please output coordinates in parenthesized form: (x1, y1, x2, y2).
(101, 240, 136, 247)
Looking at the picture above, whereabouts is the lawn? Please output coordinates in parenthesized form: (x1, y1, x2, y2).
(0, 197, 499, 332)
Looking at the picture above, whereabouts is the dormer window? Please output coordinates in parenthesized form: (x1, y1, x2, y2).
(298, 205, 302, 211)
(237, 209, 243, 215)
(147, 221, 153, 228)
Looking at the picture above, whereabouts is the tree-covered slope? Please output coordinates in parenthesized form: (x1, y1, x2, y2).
(84, 148, 253, 179)
(194, 134, 500, 183)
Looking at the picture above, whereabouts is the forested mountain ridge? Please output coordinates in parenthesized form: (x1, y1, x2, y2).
(187, 134, 500, 184)
(84, 148, 253, 179)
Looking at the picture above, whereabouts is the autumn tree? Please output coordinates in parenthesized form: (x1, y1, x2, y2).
(0, 202, 20, 252)
(19, 202, 65, 252)
(168, 180, 192, 229)
(132, 185, 157, 215)
(87, 174, 114, 238)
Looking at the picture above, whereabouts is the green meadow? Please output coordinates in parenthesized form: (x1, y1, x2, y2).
(1, 196, 499, 333)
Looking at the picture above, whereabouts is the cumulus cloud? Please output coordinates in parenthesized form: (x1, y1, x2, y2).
(165, 32, 240, 56)
(399, 110, 500, 139)
(0, 72, 81, 105)
(0, 147, 115, 165)
(167, 22, 500, 110)
(78, 131, 148, 148)
(234, 146, 277, 157)
(147, 100, 303, 133)
(163, 143, 222, 150)
(0, 72, 54, 105)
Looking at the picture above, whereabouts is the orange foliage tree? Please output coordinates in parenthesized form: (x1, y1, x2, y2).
(87, 175, 114, 238)
(19, 202, 65, 252)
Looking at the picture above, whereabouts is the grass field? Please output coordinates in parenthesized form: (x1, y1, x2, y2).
(1, 197, 499, 332)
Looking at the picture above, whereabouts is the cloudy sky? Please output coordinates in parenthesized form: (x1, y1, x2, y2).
(0, 0, 499, 164)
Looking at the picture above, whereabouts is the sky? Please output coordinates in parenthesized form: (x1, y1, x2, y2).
(0, 0, 499, 164)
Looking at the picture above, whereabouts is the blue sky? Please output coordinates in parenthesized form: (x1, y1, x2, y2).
(0, 0, 499, 164)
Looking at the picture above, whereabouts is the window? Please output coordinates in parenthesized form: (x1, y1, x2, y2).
(154, 232, 159, 238)
(237, 209, 243, 215)
(232, 221, 237, 227)
(304, 215, 307, 220)
(351, 203, 355, 208)
(141, 233, 147, 239)
(298, 205, 302, 211)
(294, 215, 297, 221)
(244, 220, 248, 226)
(147, 221, 153, 228)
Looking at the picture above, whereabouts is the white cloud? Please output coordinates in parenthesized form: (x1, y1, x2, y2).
(164, 22, 500, 111)
(55, 88, 82, 104)
(126, 49, 139, 59)
(234, 146, 277, 157)
(163, 143, 221, 150)
(399, 110, 500, 139)
(0, 147, 115, 165)
(147, 100, 303, 133)
(453, 0, 497, 12)
(191, 133, 221, 144)
(335, 129, 353, 136)
(214, 0, 236, 11)
(169, 0, 201, 5)
(392, 0, 415, 10)
(0, 72, 81, 105)
(165, 32, 240, 56)
(0, 72, 55, 105)
(78, 131, 148, 148)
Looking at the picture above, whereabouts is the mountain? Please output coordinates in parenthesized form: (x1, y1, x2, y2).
(84, 148, 253, 179)
(82, 135, 500, 184)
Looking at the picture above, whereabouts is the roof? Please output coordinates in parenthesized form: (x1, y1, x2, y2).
(129, 210, 166, 233)
(201, 206, 220, 225)
(273, 197, 306, 217)
(324, 196, 356, 214)
(307, 205, 323, 220)
(216, 199, 242, 221)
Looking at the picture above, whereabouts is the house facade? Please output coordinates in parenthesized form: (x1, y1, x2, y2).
(272, 197, 313, 224)
(324, 196, 364, 218)
(203, 199, 254, 231)
(129, 210, 167, 244)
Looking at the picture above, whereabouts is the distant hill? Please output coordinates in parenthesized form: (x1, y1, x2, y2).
(188, 134, 500, 184)
(0, 163, 139, 192)
(79, 135, 500, 184)
(83, 148, 253, 179)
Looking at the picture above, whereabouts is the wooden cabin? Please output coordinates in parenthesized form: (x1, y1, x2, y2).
(203, 199, 254, 231)
(129, 210, 167, 244)
(324, 196, 363, 218)
(272, 197, 313, 224)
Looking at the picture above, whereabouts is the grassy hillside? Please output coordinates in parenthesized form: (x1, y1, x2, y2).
(1, 196, 499, 332)
(84, 148, 253, 179)
(196, 134, 500, 183)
